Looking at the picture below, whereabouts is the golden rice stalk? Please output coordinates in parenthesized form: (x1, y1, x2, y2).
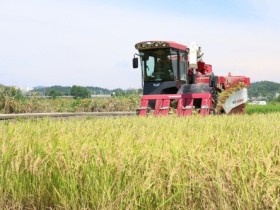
(216, 82, 246, 114)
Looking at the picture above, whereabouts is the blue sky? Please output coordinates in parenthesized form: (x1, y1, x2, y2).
(0, 0, 280, 89)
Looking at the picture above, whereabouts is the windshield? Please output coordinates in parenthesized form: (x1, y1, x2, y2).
(140, 49, 175, 82)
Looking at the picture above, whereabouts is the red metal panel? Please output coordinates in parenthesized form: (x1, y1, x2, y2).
(167, 41, 188, 51)
(218, 75, 250, 89)
(153, 99, 162, 116)
(141, 94, 182, 100)
(162, 99, 171, 115)
(139, 93, 212, 116)
(154, 99, 171, 116)
(196, 77, 210, 84)
(138, 99, 149, 116)
(176, 98, 193, 116)
(176, 98, 185, 116)
(200, 98, 212, 115)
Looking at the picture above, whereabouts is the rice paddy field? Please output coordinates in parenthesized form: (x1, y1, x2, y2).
(0, 113, 280, 209)
(246, 104, 280, 114)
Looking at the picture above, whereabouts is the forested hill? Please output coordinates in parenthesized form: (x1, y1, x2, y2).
(248, 81, 280, 99)
(32, 86, 142, 96)
(33, 86, 112, 96)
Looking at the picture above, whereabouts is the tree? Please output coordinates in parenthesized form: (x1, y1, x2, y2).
(275, 95, 280, 103)
(0, 86, 25, 113)
(48, 89, 60, 99)
(70, 85, 91, 99)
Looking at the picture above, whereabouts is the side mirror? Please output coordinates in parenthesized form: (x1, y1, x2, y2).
(133, 57, 138, 68)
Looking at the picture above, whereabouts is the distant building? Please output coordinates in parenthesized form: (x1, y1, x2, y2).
(20, 87, 33, 95)
(248, 101, 267, 105)
(91, 94, 111, 98)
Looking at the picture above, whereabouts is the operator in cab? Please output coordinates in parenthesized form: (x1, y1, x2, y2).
(152, 50, 173, 81)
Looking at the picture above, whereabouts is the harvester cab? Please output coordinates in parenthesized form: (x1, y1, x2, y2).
(132, 41, 250, 116)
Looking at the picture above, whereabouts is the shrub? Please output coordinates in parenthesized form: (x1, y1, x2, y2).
(0, 86, 26, 113)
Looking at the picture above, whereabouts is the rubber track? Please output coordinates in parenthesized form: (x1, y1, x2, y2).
(0, 112, 136, 120)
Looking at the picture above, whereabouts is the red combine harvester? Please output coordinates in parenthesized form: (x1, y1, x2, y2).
(132, 41, 250, 116)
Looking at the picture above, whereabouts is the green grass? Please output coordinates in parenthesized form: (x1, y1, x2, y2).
(246, 103, 280, 114)
(0, 114, 280, 209)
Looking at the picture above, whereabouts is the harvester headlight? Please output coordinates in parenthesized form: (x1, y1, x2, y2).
(135, 41, 169, 50)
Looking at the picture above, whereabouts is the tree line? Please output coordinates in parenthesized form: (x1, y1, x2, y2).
(33, 85, 142, 99)
(1, 81, 280, 101)
(248, 81, 280, 101)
